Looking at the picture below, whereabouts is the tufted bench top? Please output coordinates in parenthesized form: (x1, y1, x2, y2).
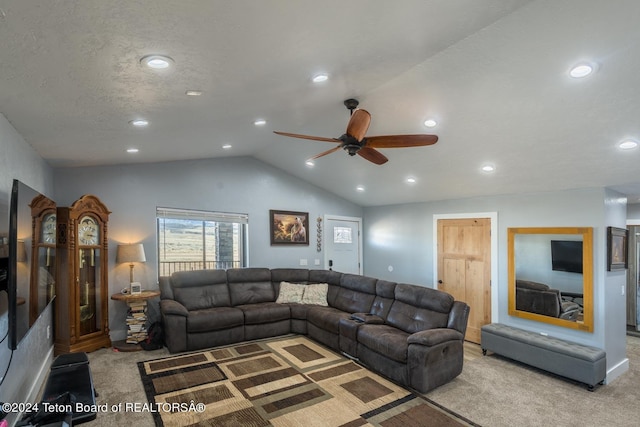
(481, 323, 605, 363)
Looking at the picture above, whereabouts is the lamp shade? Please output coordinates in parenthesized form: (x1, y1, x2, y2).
(116, 243, 146, 264)
(17, 240, 27, 262)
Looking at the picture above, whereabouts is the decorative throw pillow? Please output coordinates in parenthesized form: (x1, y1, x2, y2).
(300, 283, 329, 306)
(275, 281, 306, 304)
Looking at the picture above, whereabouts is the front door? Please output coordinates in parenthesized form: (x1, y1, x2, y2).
(437, 218, 491, 344)
(324, 215, 362, 275)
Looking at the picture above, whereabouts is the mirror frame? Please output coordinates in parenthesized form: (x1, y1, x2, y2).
(508, 227, 593, 332)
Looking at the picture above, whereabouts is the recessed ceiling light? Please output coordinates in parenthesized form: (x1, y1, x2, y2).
(356, 185, 365, 192)
(129, 119, 149, 127)
(481, 164, 496, 172)
(186, 90, 203, 96)
(312, 73, 329, 83)
(618, 140, 639, 150)
(424, 119, 437, 128)
(254, 119, 267, 126)
(140, 55, 174, 69)
(305, 159, 315, 167)
(126, 148, 139, 153)
(406, 177, 417, 184)
(569, 63, 594, 78)
(222, 143, 232, 150)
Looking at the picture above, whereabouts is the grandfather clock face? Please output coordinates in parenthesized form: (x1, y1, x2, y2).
(78, 216, 99, 246)
(40, 213, 56, 244)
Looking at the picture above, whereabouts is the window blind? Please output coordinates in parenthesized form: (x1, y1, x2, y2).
(156, 207, 248, 224)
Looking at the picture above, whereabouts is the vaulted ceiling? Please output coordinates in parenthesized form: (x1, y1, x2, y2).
(2, 0, 640, 206)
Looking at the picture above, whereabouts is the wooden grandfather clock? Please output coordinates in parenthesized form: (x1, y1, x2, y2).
(55, 195, 111, 354)
(30, 194, 57, 326)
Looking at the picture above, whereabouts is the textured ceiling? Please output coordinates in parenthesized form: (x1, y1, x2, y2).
(2, 0, 640, 206)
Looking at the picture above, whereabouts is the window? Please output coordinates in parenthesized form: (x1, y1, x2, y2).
(156, 207, 248, 276)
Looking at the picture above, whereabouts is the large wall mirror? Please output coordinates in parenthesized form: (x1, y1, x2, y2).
(508, 227, 593, 332)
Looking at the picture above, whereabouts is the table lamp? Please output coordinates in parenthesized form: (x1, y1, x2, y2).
(116, 243, 146, 293)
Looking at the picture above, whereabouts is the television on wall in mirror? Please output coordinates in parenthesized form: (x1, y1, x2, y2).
(550, 240, 583, 274)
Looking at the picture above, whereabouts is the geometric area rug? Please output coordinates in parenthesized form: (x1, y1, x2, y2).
(137, 335, 478, 427)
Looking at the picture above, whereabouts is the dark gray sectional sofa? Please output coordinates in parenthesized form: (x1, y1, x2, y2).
(159, 267, 470, 393)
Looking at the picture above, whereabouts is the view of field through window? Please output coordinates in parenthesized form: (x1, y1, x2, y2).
(157, 213, 246, 276)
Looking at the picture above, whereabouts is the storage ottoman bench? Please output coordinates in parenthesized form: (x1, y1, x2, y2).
(481, 323, 606, 390)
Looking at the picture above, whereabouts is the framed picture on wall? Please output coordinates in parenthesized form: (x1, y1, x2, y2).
(270, 210, 309, 245)
(607, 226, 628, 271)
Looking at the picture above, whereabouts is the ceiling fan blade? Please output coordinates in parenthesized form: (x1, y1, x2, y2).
(346, 109, 371, 142)
(273, 131, 340, 143)
(309, 145, 342, 160)
(365, 134, 438, 148)
(357, 147, 388, 165)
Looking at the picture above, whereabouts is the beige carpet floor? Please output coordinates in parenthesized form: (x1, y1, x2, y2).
(84, 335, 640, 427)
(426, 335, 640, 427)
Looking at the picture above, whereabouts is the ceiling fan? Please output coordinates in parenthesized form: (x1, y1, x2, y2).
(273, 99, 438, 165)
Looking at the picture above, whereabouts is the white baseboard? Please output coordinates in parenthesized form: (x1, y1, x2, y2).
(605, 357, 629, 384)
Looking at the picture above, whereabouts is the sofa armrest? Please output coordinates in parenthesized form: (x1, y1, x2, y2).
(159, 276, 174, 300)
(408, 328, 463, 347)
(160, 299, 189, 317)
(350, 313, 384, 324)
(447, 301, 470, 338)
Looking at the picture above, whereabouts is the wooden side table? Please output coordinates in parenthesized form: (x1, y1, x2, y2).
(110, 290, 160, 351)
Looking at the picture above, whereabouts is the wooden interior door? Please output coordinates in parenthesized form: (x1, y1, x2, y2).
(437, 218, 491, 344)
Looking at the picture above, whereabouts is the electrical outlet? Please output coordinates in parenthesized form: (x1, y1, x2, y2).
(300, 259, 308, 266)
(314, 259, 320, 265)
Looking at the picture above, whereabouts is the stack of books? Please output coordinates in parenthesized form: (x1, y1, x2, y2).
(125, 301, 148, 344)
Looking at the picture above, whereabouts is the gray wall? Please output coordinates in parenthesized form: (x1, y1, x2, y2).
(628, 203, 640, 222)
(0, 114, 55, 425)
(53, 157, 363, 340)
(363, 187, 628, 381)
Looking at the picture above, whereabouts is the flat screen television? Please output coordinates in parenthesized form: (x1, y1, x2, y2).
(550, 240, 583, 274)
(3, 179, 56, 350)
(0, 229, 7, 347)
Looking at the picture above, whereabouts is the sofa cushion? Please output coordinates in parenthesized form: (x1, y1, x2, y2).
(395, 283, 454, 313)
(275, 281, 306, 303)
(386, 284, 453, 333)
(309, 269, 342, 286)
(288, 303, 311, 320)
(387, 300, 450, 334)
(170, 269, 231, 311)
(516, 280, 549, 291)
(331, 274, 377, 313)
(357, 324, 410, 363)
(376, 279, 397, 299)
(187, 307, 244, 333)
(307, 306, 351, 334)
(300, 283, 329, 306)
(238, 302, 291, 325)
(227, 268, 275, 305)
(271, 268, 309, 289)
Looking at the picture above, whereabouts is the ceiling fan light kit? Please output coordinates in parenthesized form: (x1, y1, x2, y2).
(274, 99, 438, 165)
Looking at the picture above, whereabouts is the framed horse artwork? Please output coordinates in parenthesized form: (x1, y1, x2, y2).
(270, 210, 309, 245)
